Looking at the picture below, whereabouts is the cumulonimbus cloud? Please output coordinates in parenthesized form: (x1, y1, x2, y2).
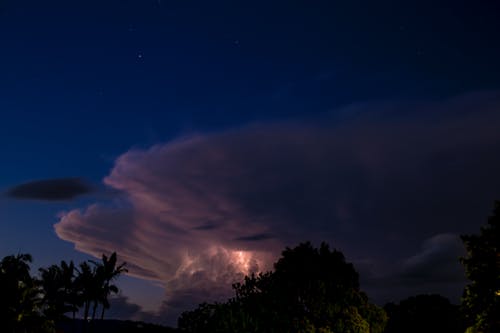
(54, 91, 500, 323)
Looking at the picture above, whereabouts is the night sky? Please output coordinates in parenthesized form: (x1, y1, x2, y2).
(1, 0, 500, 326)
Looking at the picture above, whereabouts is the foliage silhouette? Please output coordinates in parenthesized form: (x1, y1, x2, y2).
(0, 253, 52, 332)
(76, 260, 99, 324)
(39, 260, 78, 321)
(178, 241, 387, 333)
(383, 294, 464, 333)
(92, 252, 128, 320)
(0, 252, 127, 333)
(460, 201, 500, 333)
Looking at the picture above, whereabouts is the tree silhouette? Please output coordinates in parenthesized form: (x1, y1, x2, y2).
(0, 252, 128, 332)
(92, 252, 127, 320)
(39, 260, 79, 322)
(384, 294, 464, 333)
(39, 263, 66, 320)
(179, 242, 387, 333)
(75, 261, 98, 323)
(460, 201, 500, 332)
(59, 260, 81, 322)
(0, 254, 50, 332)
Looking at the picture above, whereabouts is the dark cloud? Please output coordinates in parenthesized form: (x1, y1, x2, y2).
(361, 234, 467, 304)
(6, 178, 92, 201)
(104, 295, 167, 325)
(399, 234, 466, 283)
(235, 233, 275, 241)
(192, 222, 220, 230)
(54, 91, 500, 322)
(105, 295, 144, 321)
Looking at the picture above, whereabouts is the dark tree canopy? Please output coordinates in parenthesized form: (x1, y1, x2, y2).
(0, 252, 127, 333)
(178, 242, 387, 333)
(0, 254, 47, 332)
(39, 261, 78, 321)
(460, 201, 500, 333)
(384, 294, 465, 333)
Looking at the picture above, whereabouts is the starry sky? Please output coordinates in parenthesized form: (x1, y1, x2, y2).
(1, 0, 500, 326)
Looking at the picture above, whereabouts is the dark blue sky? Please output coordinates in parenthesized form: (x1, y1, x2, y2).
(1, 0, 500, 326)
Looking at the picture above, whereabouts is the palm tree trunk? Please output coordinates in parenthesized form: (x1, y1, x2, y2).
(83, 300, 90, 333)
(84, 300, 90, 320)
(101, 305, 106, 320)
(92, 300, 98, 320)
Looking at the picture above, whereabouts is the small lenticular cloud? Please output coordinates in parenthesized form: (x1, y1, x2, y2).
(7, 178, 92, 201)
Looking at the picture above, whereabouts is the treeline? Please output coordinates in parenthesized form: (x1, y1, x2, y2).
(178, 242, 466, 333)
(179, 242, 388, 333)
(0, 252, 126, 333)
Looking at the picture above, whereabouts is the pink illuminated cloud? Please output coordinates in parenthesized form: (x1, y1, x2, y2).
(54, 91, 500, 323)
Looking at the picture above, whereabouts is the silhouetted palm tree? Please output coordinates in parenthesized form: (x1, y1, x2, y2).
(0, 254, 46, 332)
(39, 264, 65, 320)
(75, 261, 99, 322)
(91, 252, 127, 320)
(0, 252, 128, 333)
(39, 260, 78, 322)
(59, 260, 80, 320)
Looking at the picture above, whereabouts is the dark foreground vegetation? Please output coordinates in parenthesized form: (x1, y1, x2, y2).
(179, 242, 387, 333)
(1, 202, 499, 332)
(383, 294, 464, 333)
(57, 319, 176, 333)
(0, 252, 127, 332)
